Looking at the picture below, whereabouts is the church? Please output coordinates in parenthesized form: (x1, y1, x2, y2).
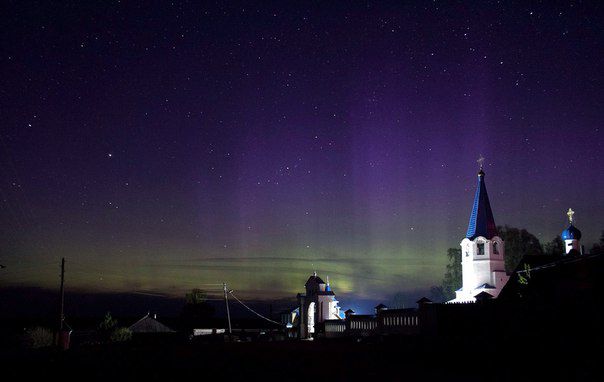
(449, 162, 587, 303)
(449, 164, 509, 303)
(287, 162, 595, 339)
(296, 272, 342, 339)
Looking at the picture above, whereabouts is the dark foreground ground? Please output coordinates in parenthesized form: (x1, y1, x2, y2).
(0, 335, 600, 381)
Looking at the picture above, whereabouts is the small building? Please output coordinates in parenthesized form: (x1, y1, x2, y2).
(129, 313, 175, 334)
(280, 307, 299, 338)
(561, 208, 583, 255)
(374, 303, 388, 314)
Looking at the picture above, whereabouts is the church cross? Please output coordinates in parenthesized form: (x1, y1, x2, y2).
(477, 155, 485, 169)
(567, 208, 575, 224)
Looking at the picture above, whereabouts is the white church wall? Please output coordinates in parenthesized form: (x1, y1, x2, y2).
(307, 302, 315, 334)
(565, 239, 579, 254)
(453, 236, 509, 303)
(316, 295, 340, 322)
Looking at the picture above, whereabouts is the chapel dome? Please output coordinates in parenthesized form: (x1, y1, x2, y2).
(561, 224, 582, 241)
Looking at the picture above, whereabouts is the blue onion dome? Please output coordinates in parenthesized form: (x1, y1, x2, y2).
(561, 224, 582, 241)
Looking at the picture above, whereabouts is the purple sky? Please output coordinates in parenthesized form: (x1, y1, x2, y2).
(1, 1, 602, 308)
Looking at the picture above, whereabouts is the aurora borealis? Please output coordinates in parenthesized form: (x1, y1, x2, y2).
(1, 1, 602, 307)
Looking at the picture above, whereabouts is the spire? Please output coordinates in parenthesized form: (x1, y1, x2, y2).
(477, 155, 486, 177)
(466, 165, 498, 240)
(325, 275, 331, 291)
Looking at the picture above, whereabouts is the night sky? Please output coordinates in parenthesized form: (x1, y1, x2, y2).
(1, 1, 602, 308)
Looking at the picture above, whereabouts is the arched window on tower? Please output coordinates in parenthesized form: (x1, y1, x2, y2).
(477, 242, 485, 256)
(493, 241, 499, 255)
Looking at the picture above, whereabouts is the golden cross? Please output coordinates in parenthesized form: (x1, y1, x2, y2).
(567, 208, 575, 224)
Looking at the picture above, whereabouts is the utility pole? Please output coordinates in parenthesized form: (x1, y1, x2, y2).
(55, 257, 65, 347)
(59, 257, 65, 332)
(223, 282, 232, 336)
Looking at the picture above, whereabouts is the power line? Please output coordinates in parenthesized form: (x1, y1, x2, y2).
(228, 290, 283, 326)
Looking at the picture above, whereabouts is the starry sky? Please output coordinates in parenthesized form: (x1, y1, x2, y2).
(1, 1, 602, 307)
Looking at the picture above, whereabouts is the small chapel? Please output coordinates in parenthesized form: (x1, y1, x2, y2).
(561, 208, 583, 255)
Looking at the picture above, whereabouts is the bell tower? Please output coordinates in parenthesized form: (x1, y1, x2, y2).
(450, 159, 509, 303)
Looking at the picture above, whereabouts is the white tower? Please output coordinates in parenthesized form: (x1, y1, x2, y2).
(450, 162, 509, 303)
(561, 208, 582, 255)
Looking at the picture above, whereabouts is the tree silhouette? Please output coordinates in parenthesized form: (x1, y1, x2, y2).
(182, 289, 215, 328)
(497, 225, 543, 273)
(110, 327, 132, 343)
(22, 327, 53, 349)
(590, 231, 604, 255)
(97, 312, 130, 343)
(431, 248, 462, 302)
(99, 312, 117, 333)
(544, 236, 564, 256)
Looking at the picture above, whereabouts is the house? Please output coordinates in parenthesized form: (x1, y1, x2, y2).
(129, 313, 175, 334)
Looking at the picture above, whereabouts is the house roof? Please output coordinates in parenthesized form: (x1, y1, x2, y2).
(499, 253, 604, 302)
(129, 314, 175, 333)
(280, 307, 299, 315)
(465, 169, 498, 240)
(476, 283, 496, 289)
(474, 291, 494, 301)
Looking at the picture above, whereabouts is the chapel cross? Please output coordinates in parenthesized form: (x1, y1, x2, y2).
(567, 208, 575, 224)
(477, 155, 485, 169)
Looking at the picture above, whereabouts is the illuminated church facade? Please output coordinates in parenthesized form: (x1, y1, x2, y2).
(449, 165, 509, 303)
(297, 272, 342, 338)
